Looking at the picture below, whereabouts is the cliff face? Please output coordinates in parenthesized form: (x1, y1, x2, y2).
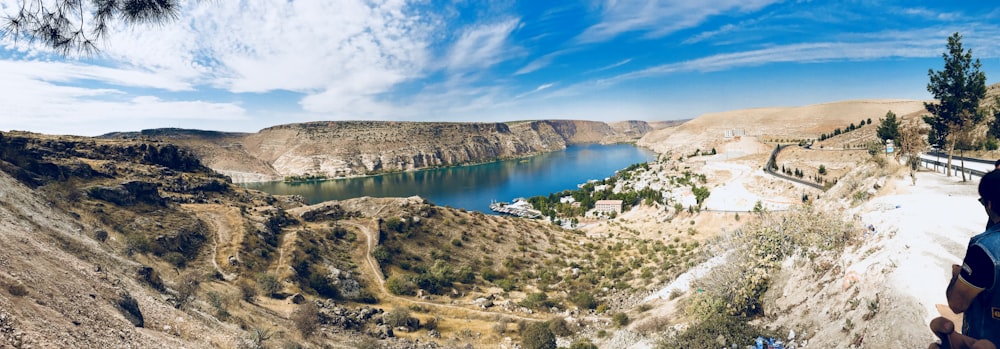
(126, 120, 656, 183)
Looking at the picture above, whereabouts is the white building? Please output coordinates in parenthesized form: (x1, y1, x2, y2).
(594, 200, 623, 214)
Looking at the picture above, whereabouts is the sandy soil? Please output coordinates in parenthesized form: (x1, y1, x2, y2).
(857, 171, 982, 327)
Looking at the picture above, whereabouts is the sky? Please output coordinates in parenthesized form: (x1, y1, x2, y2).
(2, 1, 1000, 136)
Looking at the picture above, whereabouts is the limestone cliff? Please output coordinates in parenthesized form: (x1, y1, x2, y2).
(114, 120, 658, 183)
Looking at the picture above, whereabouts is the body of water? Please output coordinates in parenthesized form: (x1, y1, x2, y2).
(243, 144, 656, 213)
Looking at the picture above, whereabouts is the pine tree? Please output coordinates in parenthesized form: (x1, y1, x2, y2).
(924, 32, 987, 180)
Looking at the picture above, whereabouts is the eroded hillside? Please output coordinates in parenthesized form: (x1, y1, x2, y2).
(109, 120, 660, 183)
(0, 130, 667, 348)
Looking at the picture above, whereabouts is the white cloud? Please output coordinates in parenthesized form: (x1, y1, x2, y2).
(515, 49, 570, 75)
(579, 0, 780, 43)
(535, 83, 554, 91)
(604, 40, 939, 83)
(446, 18, 521, 71)
(586, 58, 632, 74)
(0, 60, 245, 136)
(1, 0, 438, 117)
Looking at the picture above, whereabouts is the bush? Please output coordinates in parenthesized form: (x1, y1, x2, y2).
(124, 234, 150, 255)
(386, 275, 416, 296)
(163, 252, 187, 268)
(519, 292, 555, 310)
(308, 274, 341, 300)
(656, 313, 777, 348)
(94, 229, 108, 242)
(257, 273, 282, 298)
(570, 340, 598, 349)
(689, 206, 856, 319)
(174, 271, 202, 309)
(383, 307, 412, 328)
(571, 291, 597, 310)
(548, 317, 573, 336)
(611, 312, 629, 327)
(423, 316, 440, 330)
(238, 280, 257, 303)
(292, 302, 320, 337)
(521, 321, 556, 349)
(495, 278, 516, 291)
(7, 284, 27, 297)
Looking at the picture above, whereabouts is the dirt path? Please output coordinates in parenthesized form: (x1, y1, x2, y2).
(185, 204, 240, 281)
(274, 230, 298, 277)
(339, 220, 544, 322)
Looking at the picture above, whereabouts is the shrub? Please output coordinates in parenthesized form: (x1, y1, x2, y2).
(519, 292, 557, 310)
(493, 317, 510, 334)
(386, 275, 416, 296)
(548, 317, 573, 336)
(656, 313, 777, 348)
(237, 280, 257, 303)
(137, 266, 165, 292)
(383, 307, 412, 328)
(308, 274, 341, 300)
(257, 273, 282, 298)
(124, 234, 150, 255)
(611, 312, 629, 327)
(206, 291, 230, 320)
(570, 291, 597, 310)
(163, 252, 187, 268)
(292, 302, 320, 337)
(94, 229, 108, 242)
(495, 277, 516, 291)
(423, 316, 440, 331)
(116, 292, 144, 327)
(570, 340, 598, 349)
(174, 271, 202, 309)
(521, 321, 556, 349)
(7, 284, 27, 297)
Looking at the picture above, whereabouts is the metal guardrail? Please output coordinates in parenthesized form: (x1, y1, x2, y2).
(764, 145, 826, 190)
(926, 151, 996, 166)
(919, 157, 988, 178)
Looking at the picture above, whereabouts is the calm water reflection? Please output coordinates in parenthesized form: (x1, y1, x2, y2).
(243, 144, 655, 213)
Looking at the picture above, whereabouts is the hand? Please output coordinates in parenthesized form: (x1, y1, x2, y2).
(928, 317, 996, 349)
(953, 264, 962, 278)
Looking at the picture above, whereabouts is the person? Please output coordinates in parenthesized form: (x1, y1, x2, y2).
(995, 158, 1000, 170)
(928, 317, 995, 349)
(931, 170, 1000, 348)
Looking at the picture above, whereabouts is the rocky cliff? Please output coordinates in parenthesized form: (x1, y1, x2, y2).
(114, 120, 659, 183)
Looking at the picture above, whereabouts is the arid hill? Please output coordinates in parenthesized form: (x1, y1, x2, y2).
(638, 99, 928, 154)
(0, 130, 664, 348)
(106, 120, 661, 183)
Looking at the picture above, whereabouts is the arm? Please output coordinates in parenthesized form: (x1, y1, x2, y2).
(947, 245, 993, 314)
(947, 264, 982, 313)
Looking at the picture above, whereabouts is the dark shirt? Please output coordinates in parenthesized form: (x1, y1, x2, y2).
(960, 245, 995, 290)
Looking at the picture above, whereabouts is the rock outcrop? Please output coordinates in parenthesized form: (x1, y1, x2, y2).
(109, 120, 659, 183)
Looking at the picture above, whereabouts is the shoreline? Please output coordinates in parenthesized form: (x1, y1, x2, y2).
(232, 141, 651, 186)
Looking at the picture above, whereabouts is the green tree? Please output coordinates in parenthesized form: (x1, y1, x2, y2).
(924, 32, 987, 180)
(2, 0, 180, 54)
(876, 110, 900, 144)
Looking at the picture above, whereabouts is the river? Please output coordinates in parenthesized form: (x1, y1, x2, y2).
(242, 144, 656, 213)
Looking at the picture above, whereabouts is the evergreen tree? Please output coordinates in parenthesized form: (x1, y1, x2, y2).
(924, 32, 987, 180)
(2, 0, 180, 54)
(876, 110, 901, 143)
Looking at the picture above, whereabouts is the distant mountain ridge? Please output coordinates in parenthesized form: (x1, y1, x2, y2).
(103, 120, 664, 183)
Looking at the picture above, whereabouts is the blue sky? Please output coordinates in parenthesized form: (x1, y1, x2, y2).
(2, 1, 1000, 136)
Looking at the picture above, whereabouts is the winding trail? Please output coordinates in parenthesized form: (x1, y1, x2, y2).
(339, 219, 545, 322)
(185, 204, 239, 281)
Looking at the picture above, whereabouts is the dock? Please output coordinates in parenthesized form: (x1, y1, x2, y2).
(489, 200, 543, 219)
